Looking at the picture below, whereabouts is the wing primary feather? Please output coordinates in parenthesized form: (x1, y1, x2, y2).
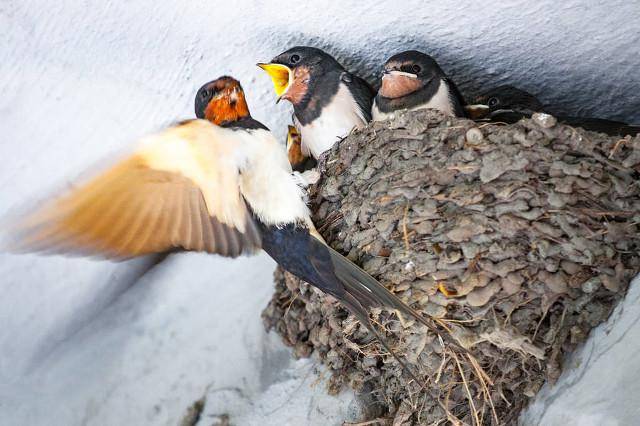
(153, 185, 179, 252)
(5, 119, 263, 259)
(208, 218, 224, 254)
(243, 212, 262, 252)
(128, 191, 166, 255)
(70, 186, 132, 253)
(223, 220, 241, 257)
(104, 189, 148, 255)
(188, 190, 205, 251)
(14, 183, 118, 253)
(198, 197, 217, 253)
(179, 188, 194, 250)
(110, 193, 150, 256)
(169, 184, 185, 244)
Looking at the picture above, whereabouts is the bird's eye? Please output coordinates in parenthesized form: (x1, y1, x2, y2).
(412, 64, 421, 74)
(488, 97, 499, 107)
(201, 90, 210, 99)
(290, 54, 300, 64)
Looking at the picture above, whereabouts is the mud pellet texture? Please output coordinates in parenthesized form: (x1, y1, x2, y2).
(262, 109, 640, 425)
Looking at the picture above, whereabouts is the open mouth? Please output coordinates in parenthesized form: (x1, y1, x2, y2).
(257, 63, 293, 98)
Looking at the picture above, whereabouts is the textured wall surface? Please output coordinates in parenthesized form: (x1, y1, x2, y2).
(524, 276, 640, 425)
(1, 1, 639, 425)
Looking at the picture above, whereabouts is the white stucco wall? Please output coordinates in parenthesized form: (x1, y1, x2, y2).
(1, 1, 639, 425)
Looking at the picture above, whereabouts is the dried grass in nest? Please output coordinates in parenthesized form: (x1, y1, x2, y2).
(262, 109, 640, 425)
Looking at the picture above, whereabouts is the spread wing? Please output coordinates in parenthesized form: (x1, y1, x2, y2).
(7, 119, 261, 259)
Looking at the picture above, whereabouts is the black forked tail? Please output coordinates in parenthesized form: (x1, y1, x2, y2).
(316, 242, 449, 388)
(339, 290, 426, 388)
(259, 222, 457, 387)
(323, 242, 448, 337)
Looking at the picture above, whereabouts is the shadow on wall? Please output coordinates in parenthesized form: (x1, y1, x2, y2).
(23, 253, 168, 374)
(259, 28, 640, 124)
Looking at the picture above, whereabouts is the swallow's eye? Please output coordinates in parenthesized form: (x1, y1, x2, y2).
(400, 64, 420, 74)
(488, 97, 499, 107)
(290, 54, 300, 64)
(201, 90, 210, 99)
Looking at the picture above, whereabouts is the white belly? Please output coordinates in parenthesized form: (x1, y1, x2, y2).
(424, 79, 455, 116)
(239, 129, 310, 226)
(299, 83, 367, 159)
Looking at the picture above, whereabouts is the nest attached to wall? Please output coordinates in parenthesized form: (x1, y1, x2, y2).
(262, 109, 640, 425)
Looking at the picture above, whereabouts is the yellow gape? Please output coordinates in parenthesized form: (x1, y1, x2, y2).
(257, 63, 293, 98)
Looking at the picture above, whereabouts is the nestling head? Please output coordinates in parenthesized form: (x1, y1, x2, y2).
(464, 85, 544, 119)
(379, 50, 444, 99)
(258, 46, 342, 105)
(475, 85, 544, 113)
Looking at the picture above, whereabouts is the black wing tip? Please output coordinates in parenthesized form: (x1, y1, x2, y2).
(345, 75, 375, 122)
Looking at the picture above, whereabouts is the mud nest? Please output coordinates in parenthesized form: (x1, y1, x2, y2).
(262, 109, 640, 425)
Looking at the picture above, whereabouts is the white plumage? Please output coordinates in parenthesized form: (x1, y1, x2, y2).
(296, 83, 367, 159)
(8, 119, 311, 258)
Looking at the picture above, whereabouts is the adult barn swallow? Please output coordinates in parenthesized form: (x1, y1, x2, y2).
(372, 50, 466, 121)
(467, 85, 640, 136)
(258, 46, 375, 160)
(6, 76, 440, 381)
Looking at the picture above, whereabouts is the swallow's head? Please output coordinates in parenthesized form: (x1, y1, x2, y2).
(195, 76, 250, 124)
(379, 50, 444, 100)
(258, 46, 342, 105)
(478, 85, 543, 113)
(464, 85, 544, 119)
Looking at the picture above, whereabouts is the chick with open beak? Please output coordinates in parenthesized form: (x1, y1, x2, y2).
(256, 63, 294, 103)
(372, 50, 466, 121)
(258, 46, 374, 161)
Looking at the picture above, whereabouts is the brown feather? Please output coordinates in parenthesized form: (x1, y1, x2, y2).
(8, 120, 262, 259)
(187, 189, 205, 252)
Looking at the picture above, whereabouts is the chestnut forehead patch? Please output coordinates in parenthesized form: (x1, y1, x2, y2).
(379, 74, 423, 99)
